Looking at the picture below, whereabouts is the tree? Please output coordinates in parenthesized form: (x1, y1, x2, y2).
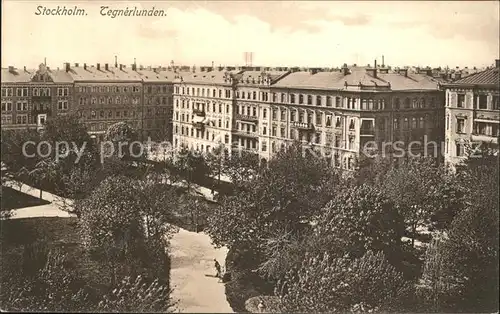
(222, 147, 260, 188)
(381, 158, 455, 247)
(77, 176, 147, 286)
(173, 146, 210, 194)
(104, 122, 145, 162)
(205, 143, 228, 193)
(419, 154, 499, 313)
(276, 250, 415, 313)
(309, 183, 407, 267)
(28, 158, 60, 199)
(205, 142, 339, 268)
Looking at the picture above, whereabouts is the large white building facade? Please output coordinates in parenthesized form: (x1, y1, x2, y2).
(172, 64, 446, 170)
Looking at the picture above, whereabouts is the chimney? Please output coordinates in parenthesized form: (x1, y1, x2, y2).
(310, 68, 319, 75)
(132, 63, 137, 71)
(84, 63, 87, 70)
(115, 56, 118, 67)
(374, 59, 377, 68)
(8, 66, 14, 73)
(44, 57, 47, 66)
(65, 62, 70, 72)
(119, 64, 123, 71)
(105, 63, 109, 71)
(382, 55, 385, 67)
(496, 59, 500, 68)
(97, 63, 100, 70)
(367, 60, 377, 77)
(24, 66, 27, 72)
(399, 68, 408, 77)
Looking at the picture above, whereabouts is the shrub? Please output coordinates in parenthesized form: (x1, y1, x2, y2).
(97, 275, 176, 313)
(277, 250, 415, 313)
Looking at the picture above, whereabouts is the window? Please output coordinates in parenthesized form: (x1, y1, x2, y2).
(394, 98, 401, 110)
(446, 114, 450, 130)
(478, 95, 488, 109)
(412, 98, 418, 109)
(456, 118, 465, 133)
(280, 109, 286, 121)
(291, 111, 296, 121)
(316, 96, 322, 106)
(299, 95, 304, 104)
(403, 117, 409, 129)
(393, 118, 400, 130)
(290, 94, 296, 103)
(262, 141, 267, 152)
(316, 112, 322, 125)
(336, 97, 342, 107)
(16, 114, 28, 124)
(281, 93, 286, 103)
(411, 117, 417, 129)
(57, 100, 68, 110)
(16, 101, 28, 111)
(263, 109, 267, 119)
(326, 115, 332, 127)
(299, 111, 304, 123)
(457, 94, 465, 108)
(335, 117, 341, 128)
(349, 119, 355, 130)
(493, 95, 499, 110)
(272, 109, 277, 121)
(307, 95, 312, 105)
(1, 102, 13, 112)
(280, 127, 286, 138)
(91, 110, 96, 119)
(272, 126, 277, 136)
(253, 91, 257, 100)
(404, 98, 410, 108)
(419, 117, 424, 129)
(456, 142, 465, 157)
(263, 126, 267, 135)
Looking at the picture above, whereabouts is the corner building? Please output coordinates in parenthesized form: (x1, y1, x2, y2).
(1, 64, 73, 130)
(442, 60, 499, 167)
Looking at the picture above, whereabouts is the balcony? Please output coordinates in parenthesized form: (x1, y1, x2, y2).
(232, 130, 259, 138)
(192, 121, 205, 130)
(360, 127, 375, 137)
(291, 121, 314, 130)
(471, 133, 498, 145)
(235, 114, 259, 122)
(193, 108, 205, 117)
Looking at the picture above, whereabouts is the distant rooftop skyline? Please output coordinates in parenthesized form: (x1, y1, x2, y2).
(2, 1, 499, 69)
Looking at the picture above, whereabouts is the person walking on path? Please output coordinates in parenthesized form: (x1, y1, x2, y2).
(214, 258, 221, 279)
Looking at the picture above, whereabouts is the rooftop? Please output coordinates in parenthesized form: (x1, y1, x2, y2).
(450, 66, 499, 86)
(273, 67, 441, 91)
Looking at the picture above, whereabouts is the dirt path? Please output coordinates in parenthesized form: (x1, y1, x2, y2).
(169, 228, 233, 313)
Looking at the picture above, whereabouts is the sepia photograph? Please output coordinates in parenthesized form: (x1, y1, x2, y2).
(1, 0, 499, 312)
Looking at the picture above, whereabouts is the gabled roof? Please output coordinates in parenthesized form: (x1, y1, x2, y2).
(272, 67, 440, 91)
(1, 68, 36, 83)
(451, 66, 499, 86)
(1, 66, 74, 84)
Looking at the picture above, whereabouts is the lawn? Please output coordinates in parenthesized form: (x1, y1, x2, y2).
(1, 186, 50, 211)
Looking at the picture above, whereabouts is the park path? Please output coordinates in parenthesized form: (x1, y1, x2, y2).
(4, 181, 74, 219)
(169, 228, 233, 313)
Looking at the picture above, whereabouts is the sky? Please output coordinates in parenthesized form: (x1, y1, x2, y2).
(1, 0, 499, 69)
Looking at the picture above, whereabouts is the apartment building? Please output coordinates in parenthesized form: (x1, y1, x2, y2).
(269, 64, 444, 169)
(137, 68, 177, 141)
(172, 67, 241, 151)
(171, 63, 444, 169)
(442, 60, 500, 167)
(1, 64, 73, 130)
(2, 61, 183, 142)
(233, 69, 289, 159)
